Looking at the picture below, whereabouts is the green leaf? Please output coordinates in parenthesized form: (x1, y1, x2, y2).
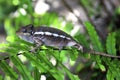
(106, 60, 120, 80)
(0, 60, 18, 79)
(84, 22, 105, 71)
(116, 6, 120, 14)
(23, 51, 63, 79)
(33, 67, 41, 80)
(75, 34, 89, 48)
(50, 51, 80, 80)
(107, 70, 114, 80)
(84, 22, 103, 51)
(81, 0, 89, 6)
(106, 33, 116, 55)
(0, 75, 2, 80)
(19, 52, 47, 72)
(69, 49, 78, 61)
(36, 51, 53, 68)
(4, 19, 16, 36)
(10, 56, 34, 80)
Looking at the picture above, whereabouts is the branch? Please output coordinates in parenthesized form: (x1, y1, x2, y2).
(83, 48, 120, 58)
(88, 50, 120, 58)
(1, 48, 120, 61)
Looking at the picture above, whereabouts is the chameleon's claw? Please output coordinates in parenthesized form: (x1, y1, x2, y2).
(29, 47, 38, 53)
(29, 49, 36, 53)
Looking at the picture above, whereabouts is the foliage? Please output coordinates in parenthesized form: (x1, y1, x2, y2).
(0, 36, 80, 80)
(85, 22, 106, 71)
(0, 0, 120, 80)
(85, 22, 120, 80)
(1, 20, 120, 80)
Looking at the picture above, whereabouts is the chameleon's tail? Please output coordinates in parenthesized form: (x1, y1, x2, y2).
(73, 43, 83, 51)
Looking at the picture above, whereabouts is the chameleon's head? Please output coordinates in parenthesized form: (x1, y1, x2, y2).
(17, 24, 35, 43)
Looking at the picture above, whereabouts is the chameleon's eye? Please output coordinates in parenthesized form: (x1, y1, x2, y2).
(26, 24, 34, 35)
(21, 24, 33, 32)
(28, 30, 34, 35)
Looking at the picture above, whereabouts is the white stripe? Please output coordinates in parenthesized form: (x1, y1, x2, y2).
(34, 31, 71, 40)
(34, 32, 44, 35)
(59, 35, 65, 38)
(45, 32, 52, 35)
(53, 33, 59, 37)
(66, 37, 71, 40)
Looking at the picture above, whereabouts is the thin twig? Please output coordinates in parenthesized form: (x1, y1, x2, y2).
(88, 50, 120, 58)
(0, 53, 22, 61)
(100, 0, 113, 17)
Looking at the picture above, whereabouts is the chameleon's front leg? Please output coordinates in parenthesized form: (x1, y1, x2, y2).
(30, 37, 43, 53)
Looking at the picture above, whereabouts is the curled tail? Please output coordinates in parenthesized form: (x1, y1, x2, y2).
(73, 43, 83, 51)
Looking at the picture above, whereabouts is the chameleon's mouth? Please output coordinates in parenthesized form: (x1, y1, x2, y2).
(17, 32, 34, 43)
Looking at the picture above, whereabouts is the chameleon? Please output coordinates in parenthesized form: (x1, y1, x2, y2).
(17, 24, 83, 51)
(17, 24, 120, 58)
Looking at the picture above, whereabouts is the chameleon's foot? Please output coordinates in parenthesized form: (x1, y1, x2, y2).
(29, 47, 37, 53)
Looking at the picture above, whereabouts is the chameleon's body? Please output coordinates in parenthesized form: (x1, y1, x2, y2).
(18, 24, 82, 50)
(17, 24, 120, 58)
